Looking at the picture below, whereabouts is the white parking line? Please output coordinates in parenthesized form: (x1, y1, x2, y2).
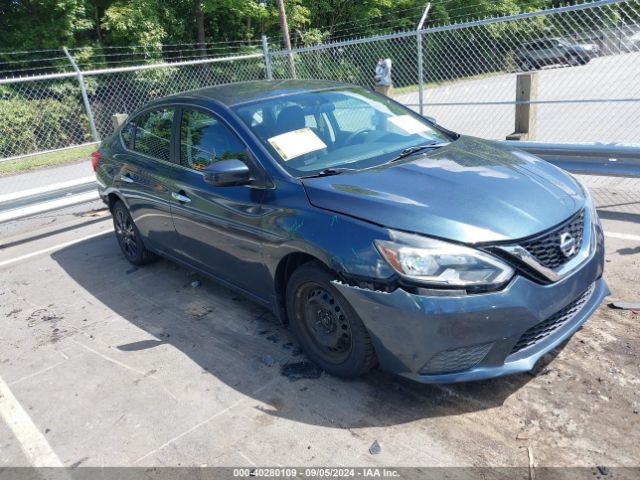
(8, 360, 67, 387)
(0, 228, 112, 269)
(0, 374, 63, 466)
(605, 231, 640, 242)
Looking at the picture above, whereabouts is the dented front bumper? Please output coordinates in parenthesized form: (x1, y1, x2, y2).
(332, 242, 608, 383)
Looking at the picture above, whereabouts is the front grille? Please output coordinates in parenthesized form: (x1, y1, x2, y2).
(520, 210, 585, 269)
(510, 283, 595, 355)
(421, 342, 493, 374)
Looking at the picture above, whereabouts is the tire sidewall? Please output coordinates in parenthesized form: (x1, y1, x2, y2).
(286, 262, 375, 378)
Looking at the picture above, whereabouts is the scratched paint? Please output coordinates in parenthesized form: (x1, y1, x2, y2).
(286, 218, 304, 233)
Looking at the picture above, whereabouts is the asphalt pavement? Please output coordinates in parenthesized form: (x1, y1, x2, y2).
(395, 52, 640, 144)
(0, 176, 638, 470)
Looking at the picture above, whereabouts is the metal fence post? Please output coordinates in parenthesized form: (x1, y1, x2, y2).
(416, 2, 431, 116)
(417, 34, 424, 115)
(262, 35, 273, 80)
(62, 47, 99, 142)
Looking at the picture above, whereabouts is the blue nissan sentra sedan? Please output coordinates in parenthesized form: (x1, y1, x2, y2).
(94, 79, 608, 383)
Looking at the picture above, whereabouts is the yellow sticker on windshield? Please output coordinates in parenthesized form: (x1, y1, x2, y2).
(268, 128, 327, 161)
(387, 115, 429, 134)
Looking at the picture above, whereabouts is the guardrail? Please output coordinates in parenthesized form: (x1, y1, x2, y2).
(507, 142, 640, 177)
(1, 141, 638, 225)
(0, 177, 99, 223)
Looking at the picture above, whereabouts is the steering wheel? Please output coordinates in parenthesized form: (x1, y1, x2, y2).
(343, 129, 373, 146)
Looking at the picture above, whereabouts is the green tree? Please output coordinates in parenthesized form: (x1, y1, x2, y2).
(0, 0, 91, 51)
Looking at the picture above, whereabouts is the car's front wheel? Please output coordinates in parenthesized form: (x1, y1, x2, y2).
(112, 200, 156, 266)
(286, 261, 377, 378)
(566, 54, 586, 66)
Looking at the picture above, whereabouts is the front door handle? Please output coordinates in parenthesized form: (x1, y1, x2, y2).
(120, 174, 134, 184)
(171, 191, 191, 203)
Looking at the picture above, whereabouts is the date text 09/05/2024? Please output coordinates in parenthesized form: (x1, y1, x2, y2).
(233, 468, 401, 478)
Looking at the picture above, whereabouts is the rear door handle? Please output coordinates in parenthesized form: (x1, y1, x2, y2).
(120, 174, 134, 184)
(171, 191, 191, 203)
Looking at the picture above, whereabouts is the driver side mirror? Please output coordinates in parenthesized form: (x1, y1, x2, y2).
(203, 159, 251, 187)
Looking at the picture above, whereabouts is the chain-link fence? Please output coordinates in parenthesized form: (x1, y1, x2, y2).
(0, 53, 267, 162)
(1, 0, 639, 165)
(274, 0, 640, 144)
(0, 74, 92, 160)
(84, 54, 267, 140)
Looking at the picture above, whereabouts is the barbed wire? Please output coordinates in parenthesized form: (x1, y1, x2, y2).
(66, 38, 261, 53)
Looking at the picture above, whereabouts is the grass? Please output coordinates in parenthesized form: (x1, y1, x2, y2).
(0, 144, 97, 177)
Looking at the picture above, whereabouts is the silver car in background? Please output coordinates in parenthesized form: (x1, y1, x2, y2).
(517, 37, 600, 70)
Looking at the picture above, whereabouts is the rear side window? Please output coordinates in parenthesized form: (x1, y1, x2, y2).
(179, 109, 246, 170)
(132, 108, 175, 162)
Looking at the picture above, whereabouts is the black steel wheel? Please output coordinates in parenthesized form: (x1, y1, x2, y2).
(112, 200, 156, 266)
(298, 284, 353, 363)
(286, 261, 376, 378)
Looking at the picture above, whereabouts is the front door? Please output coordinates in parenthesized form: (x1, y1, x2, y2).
(169, 107, 271, 301)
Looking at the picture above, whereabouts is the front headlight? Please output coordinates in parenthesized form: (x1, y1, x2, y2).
(375, 231, 514, 289)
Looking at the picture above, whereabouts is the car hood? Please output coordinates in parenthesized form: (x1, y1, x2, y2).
(302, 136, 585, 244)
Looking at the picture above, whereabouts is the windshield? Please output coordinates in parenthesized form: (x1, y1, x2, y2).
(233, 87, 454, 177)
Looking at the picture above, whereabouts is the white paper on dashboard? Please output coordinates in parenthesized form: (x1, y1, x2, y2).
(387, 114, 429, 134)
(268, 128, 327, 161)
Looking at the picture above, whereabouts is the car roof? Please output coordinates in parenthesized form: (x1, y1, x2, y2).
(163, 79, 354, 107)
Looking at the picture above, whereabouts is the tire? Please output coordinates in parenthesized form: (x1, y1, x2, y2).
(566, 54, 581, 67)
(520, 58, 540, 72)
(286, 261, 377, 378)
(112, 200, 156, 266)
(519, 58, 535, 71)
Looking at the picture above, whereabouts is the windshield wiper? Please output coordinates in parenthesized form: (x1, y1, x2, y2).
(299, 167, 358, 179)
(298, 143, 449, 179)
(387, 142, 450, 163)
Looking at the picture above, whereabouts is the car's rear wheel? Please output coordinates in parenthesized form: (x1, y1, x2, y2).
(519, 58, 535, 71)
(286, 261, 377, 378)
(112, 200, 156, 266)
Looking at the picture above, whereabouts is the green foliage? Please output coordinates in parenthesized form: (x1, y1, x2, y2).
(0, 0, 90, 51)
(0, 85, 90, 157)
(3, 0, 637, 61)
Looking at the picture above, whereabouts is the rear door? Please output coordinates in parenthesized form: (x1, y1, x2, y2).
(115, 107, 179, 254)
(168, 107, 271, 300)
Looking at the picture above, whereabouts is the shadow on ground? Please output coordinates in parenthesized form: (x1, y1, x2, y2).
(52, 233, 549, 428)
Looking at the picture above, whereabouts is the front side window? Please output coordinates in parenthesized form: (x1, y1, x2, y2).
(233, 87, 453, 176)
(180, 109, 247, 170)
(132, 108, 174, 162)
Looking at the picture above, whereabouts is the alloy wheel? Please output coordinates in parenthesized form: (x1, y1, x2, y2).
(114, 209, 138, 260)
